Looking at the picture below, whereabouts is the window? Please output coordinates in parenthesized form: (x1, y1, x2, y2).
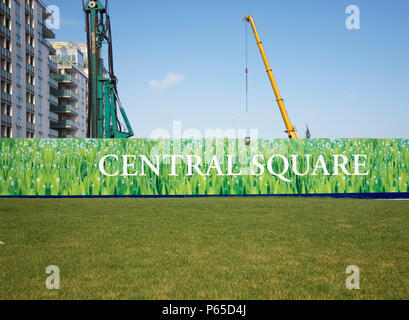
(16, 86, 23, 107)
(16, 107, 22, 127)
(1, 126, 12, 138)
(37, 96, 42, 112)
(16, 22, 21, 43)
(37, 6, 42, 21)
(16, 65, 22, 86)
(16, 44, 22, 64)
(38, 115, 43, 132)
(16, 3, 21, 22)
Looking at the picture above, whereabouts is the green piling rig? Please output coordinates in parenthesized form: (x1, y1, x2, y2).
(83, 0, 134, 138)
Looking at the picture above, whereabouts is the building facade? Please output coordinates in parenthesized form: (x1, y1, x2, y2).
(1, 0, 59, 138)
(50, 42, 88, 138)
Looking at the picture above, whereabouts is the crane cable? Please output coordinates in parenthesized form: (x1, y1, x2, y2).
(245, 21, 249, 113)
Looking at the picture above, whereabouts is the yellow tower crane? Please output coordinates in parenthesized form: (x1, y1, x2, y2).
(244, 14, 298, 139)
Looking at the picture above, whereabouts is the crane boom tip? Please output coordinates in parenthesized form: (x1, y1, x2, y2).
(243, 14, 252, 21)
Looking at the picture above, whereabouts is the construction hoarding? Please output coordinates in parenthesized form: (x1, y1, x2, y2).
(0, 139, 408, 197)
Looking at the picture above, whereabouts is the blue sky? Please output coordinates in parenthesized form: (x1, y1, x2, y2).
(51, 0, 409, 138)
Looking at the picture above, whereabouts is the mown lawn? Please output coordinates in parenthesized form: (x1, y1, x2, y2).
(0, 197, 408, 300)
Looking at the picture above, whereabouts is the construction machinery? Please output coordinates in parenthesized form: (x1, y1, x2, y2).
(243, 14, 298, 139)
(83, 0, 134, 138)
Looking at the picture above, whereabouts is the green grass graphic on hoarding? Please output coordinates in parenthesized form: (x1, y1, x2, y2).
(0, 139, 408, 196)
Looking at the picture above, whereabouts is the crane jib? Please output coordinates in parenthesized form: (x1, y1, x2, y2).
(244, 14, 298, 139)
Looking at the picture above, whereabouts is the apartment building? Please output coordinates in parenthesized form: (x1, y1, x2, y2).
(50, 42, 88, 138)
(1, 0, 58, 138)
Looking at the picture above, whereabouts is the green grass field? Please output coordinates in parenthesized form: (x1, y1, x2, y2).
(0, 197, 408, 300)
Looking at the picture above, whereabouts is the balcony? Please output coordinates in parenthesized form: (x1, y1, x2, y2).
(25, 24, 34, 36)
(1, 92, 11, 103)
(43, 40, 56, 56)
(0, 24, 10, 39)
(26, 82, 35, 93)
(51, 120, 79, 131)
(26, 63, 35, 74)
(49, 112, 59, 122)
(48, 94, 59, 106)
(49, 78, 58, 89)
(48, 128, 59, 138)
(58, 62, 79, 72)
(0, 69, 11, 81)
(0, 3, 11, 17)
(26, 122, 35, 132)
(25, 3, 34, 16)
(0, 47, 11, 60)
(26, 102, 35, 113)
(51, 105, 79, 116)
(51, 74, 79, 87)
(42, 21, 55, 39)
(26, 43, 35, 56)
(51, 89, 78, 101)
(1, 114, 12, 126)
(48, 59, 58, 72)
(42, 2, 52, 19)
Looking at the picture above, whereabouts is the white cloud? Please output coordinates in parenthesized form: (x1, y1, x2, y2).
(149, 73, 184, 91)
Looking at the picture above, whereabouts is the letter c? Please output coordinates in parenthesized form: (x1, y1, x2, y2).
(99, 155, 119, 176)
